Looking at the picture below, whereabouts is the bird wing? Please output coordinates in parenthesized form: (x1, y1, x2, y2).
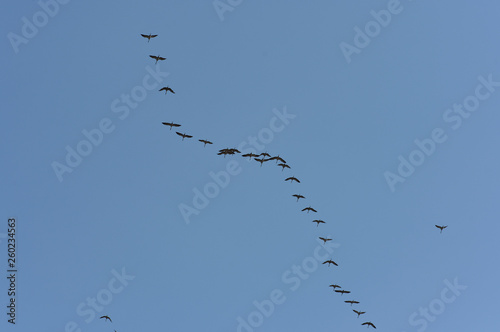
(151, 34, 158, 38)
(162, 122, 172, 126)
(159, 87, 167, 91)
(185, 134, 193, 138)
(311, 208, 317, 212)
(175, 132, 183, 137)
(141, 34, 148, 38)
(159, 56, 166, 60)
(167, 87, 175, 93)
(149, 55, 158, 59)
(319, 237, 326, 241)
(295, 178, 301, 183)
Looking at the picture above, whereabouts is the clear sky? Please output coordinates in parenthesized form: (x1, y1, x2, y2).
(2, 1, 500, 331)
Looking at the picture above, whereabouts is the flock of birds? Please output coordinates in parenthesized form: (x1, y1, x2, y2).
(96, 32, 451, 331)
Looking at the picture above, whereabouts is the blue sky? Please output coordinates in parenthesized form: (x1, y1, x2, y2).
(2, 1, 500, 331)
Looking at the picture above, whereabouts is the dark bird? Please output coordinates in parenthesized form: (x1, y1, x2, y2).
(199, 139, 213, 147)
(100, 315, 112, 322)
(292, 194, 305, 201)
(285, 176, 300, 183)
(312, 219, 325, 227)
(362, 322, 376, 329)
(175, 132, 193, 141)
(150, 54, 166, 64)
(259, 152, 271, 158)
(270, 155, 286, 164)
(319, 237, 332, 244)
(329, 284, 341, 289)
(277, 163, 290, 171)
(162, 122, 181, 130)
(323, 259, 338, 266)
(159, 86, 175, 94)
(254, 158, 271, 167)
(218, 149, 234, 157)
(335, 290, 350, 295)
(302, 206, 317, 213)
(435, 225, 447, 233)
(242, 153, 259, 159)
(141, 33, 157, 42)
(353, 310, 366, 318)
(345, 300, 359, 306)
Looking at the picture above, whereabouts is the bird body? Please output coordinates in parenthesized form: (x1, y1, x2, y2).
(323, 259, 338, 266)
(335, 290, 350, 295)
(329, 284, 341, 289)
(242, 153, 259, 159)
(176, 132, 193, 141)
(319, 237, 332, 243)
(353, 310, 366, 318)
(100, 315, 112, 322)
(285, 176, 300, 183)
(292, 194, 305, 201)
(159, 86, 175, 94)
(435, 225, 447, 233)
(302, 206, 317, 213)
(150, 55, 166, 63)
(312, 219, 325, 226)
(162, 122, 181, 130)
(345, 300, 359, 306)
(278, 163, 290, 171)
(362, 322, 376, 329)
(199, 139, 213, 147)
(141, 33, 157, 42)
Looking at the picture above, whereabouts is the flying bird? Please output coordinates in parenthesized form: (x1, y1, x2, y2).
(199, 139, 213, 147)
(302, 206, 317, 213)
(323, 259, 338, 266)
(270, 155, 286, 164)
(319, 237, 332, 244)
(312, 219, 325, 227)
(259, 152, 271, 158)
(435, 225, 447, 233)
(141, 33, 157, 42)
(175, 132, 193, 141)
(362, 322, 376, 329)
(100, 315, 112, 322)
(162, 122, 181, 130)
(353, 310, 366, 318)
(292, 194, 305, 201)
(242, 153, 259, 159)
(329, 284, 341, 289)
(278, 163, 290, 171)
(285, 176, 300, 183)
(150, 55, 166, 64)
(345, 300, 359, 306)
(159, 86, 175, 94)
(335, 290, 350, 295)
(254, 158, 271, 167)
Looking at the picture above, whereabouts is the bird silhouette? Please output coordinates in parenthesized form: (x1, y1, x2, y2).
(254, 158, 271, 167)
(285, 176, 300, 183)
(345, 300, 359, 306)
(259, 152, 271, 158)
(242, 153, 259, 159)
(312, 219, 325, 227)
(198, 139, 213, 147)
(292, 194, 305, 201)
(335, 290, 350, 295)
(435, 225, 447, 233)
(278, 163, 290, 171)
(302, 206, 317, 213)
(329, 284, 341, 289)
(319, 237, 332, 244)
(150, 55, 166, 64)
(175, 132, 192, 141)
(323, 259, 338, 266)
(141, 33, 157, 42)
(100, 315, 112, 322)
(270, 155, 286, 164)
(362, 322, 376, 329)
(162, 122, 181, 130)
(353, 310, 366, 318)
(159, 86, 175, 94)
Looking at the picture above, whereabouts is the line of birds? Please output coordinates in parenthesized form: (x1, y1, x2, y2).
(138, 32, 450, 330)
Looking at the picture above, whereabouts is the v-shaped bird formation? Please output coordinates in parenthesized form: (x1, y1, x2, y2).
(135, 31, 451, 331)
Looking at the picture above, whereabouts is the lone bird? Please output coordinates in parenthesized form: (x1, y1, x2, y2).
(323, 259, 338, 266)
(141, 33, 157, 42)
(292, 194, 305, 201)
(176, 132, 192, 141)
(162, 122, 181, 130)
(159, 86, 175, 94)
(312, 219, 325, 227)
(100, 315, 112, 322)
(435, 225, 447, 233)
(242, 153, 259, 159)
(329, 284, 341, 289)
(199, 139, 213, 147)
(362, 322, 376, 329)
(285, 176, 300, 183)
(353, 310, 366, 318)
(319, 237, 332, 244)
(345, 300, 359, 306)
(302, 206, 317, 213)
(150, 54, 166, 64)
(278, 163, 290, 171)
(335, 290, 350, 295)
